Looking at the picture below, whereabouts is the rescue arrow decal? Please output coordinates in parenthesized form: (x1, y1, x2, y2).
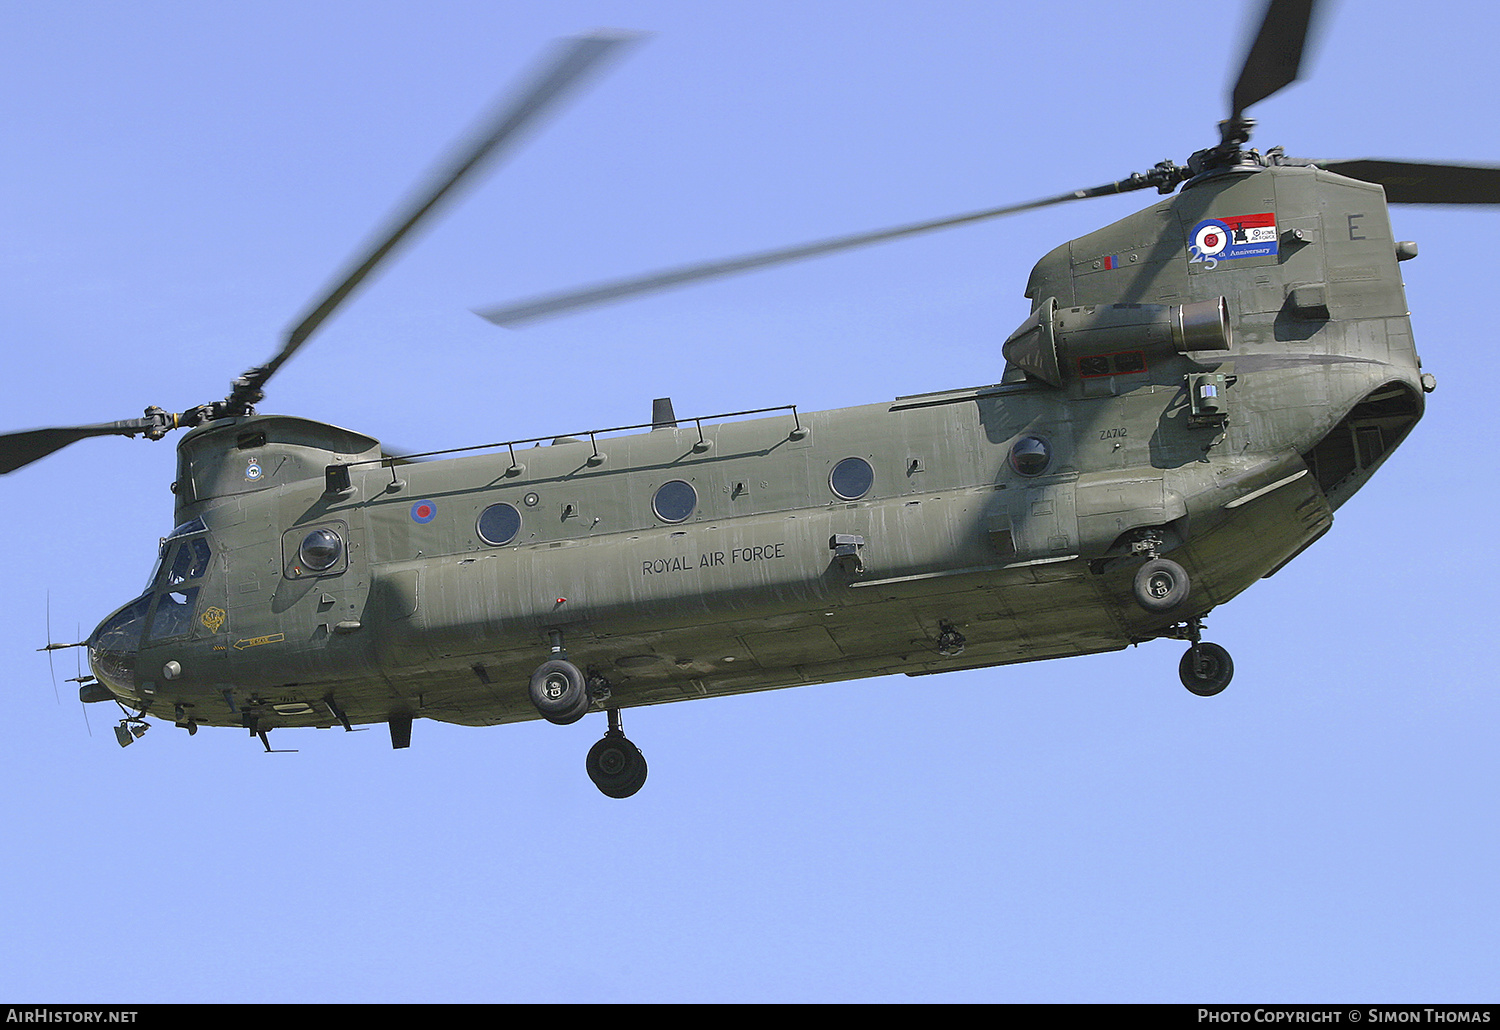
(233, 633, 285, 650)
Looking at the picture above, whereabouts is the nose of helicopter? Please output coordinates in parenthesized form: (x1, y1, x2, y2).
(87, 595, 150, 697)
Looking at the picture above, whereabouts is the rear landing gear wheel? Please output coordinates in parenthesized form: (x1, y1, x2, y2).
(529, 659, 590, 724)
(587, 729, 647, 798)
(1179, 641, 1233, 696)
(1134, 557, 1190, 613)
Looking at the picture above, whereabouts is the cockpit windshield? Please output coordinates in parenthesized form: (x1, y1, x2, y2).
(92, 523, 217, 691)
(89, 594, 151, 693)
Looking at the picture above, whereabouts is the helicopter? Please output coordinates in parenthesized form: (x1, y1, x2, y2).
(10, 0, 1498, 798)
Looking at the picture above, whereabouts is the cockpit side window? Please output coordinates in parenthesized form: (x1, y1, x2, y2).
(147, 532, 213, 641)
(148, 587, 201, 642)
(167, 537, 212, 586)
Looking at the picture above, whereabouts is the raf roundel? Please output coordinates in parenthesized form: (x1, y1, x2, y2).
(1193, 219, 1230, 257)
(410, 500, 438, 524)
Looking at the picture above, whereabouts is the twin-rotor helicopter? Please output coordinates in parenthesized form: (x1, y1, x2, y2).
(15, 0, 1499, 796)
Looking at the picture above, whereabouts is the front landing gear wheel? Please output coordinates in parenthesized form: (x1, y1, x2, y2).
(587, 730, 648, 798)
(1134, 557, 1190, 613)
(1179, 642, 1233, 696)
(529, 659, 590, 724)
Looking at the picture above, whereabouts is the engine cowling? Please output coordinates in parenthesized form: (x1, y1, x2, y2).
(1002, 296, 1231, 386)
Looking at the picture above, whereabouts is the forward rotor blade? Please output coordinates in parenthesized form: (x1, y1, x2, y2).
(0, 418, 157, 475)
(478, 178, 1160, 327)
(235, 30, 640, 405)
(1231, 0, 1318, 120)
(1316, 159, 1500, 205)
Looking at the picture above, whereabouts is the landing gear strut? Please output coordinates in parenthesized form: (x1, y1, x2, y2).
(587, 708, 648, 799)
(1169, 617, 1234, 696)
(529, 632, 647, 796)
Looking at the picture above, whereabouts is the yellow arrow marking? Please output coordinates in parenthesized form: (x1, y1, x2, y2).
(233, 633, 286, 651)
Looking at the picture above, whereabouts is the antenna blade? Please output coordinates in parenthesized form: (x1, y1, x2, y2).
(241, 31, 641, 402)
(1317, 159, 1500, 205)
(477, 184, 1135, 327)
(1230, 0, 1318, 119)
(46, 595, 59, 704)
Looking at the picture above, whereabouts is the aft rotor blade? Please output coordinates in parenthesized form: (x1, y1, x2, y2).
(1230, 0, 1318, 120)
(478, 178, 1160, 327)
(236, 31, 640, 405)
(0, 418, 158, 475)
(1317, 159, 1500, 205)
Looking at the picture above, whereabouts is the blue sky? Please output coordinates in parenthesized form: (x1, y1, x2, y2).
(1, 0, 1496, 1003)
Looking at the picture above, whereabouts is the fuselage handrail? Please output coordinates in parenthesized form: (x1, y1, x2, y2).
(339, 403, 803, 470)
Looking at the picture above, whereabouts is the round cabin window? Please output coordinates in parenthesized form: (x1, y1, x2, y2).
(1009, 435, 1052, 477)
(477, 502, 522, 546)
(299, 528, 343, 571)
(652, 480, 697, 523)
(829, 456, 874, 500)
